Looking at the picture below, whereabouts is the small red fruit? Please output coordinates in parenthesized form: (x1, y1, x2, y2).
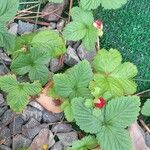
(93, 20, 103, 30)
(94, 97, 106, 108)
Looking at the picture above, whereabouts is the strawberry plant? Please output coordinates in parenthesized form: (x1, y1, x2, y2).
(0, 75, 42, 112)
(72, 96, 140, 150)
(63, 7, 100, 51)
(0, 0, 149, 150)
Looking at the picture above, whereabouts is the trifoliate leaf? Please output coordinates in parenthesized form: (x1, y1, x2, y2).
(0, 75, 42, 112)
(0, 24, 15, 50)
(91, 49, 138, 97)
(82, 26, 98, 50)
(141, 99, 150, 116)
(53, 60, 93, 99)
(0, 0, 19, 23)
(69, 135, 98, 150)
(97, 127, 132, 150)
(71, 7, 94, 25)
(31, 29, 66, 58)
(80, 0, 127, 10)
(72, 95, 140, 150)
(105, 96, 140, 128)
(61, 100, 74, 122)
(72, 97, 103, 134)
(63, 22, 87, 41)
(11, 47, 50, 85)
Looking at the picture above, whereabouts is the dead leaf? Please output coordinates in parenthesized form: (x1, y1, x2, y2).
(36, 93, 62, 113)
(35, 81, 62, 113)
(128, 122, 150, 150)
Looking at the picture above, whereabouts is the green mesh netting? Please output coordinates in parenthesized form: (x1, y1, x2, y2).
(94, 0, 150, 92)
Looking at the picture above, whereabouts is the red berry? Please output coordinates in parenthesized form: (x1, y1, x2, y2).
(94, 97, 106, 108)
(93, 20, 103, 30)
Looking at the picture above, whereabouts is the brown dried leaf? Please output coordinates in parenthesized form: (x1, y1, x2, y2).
(35, 81, 62, 113)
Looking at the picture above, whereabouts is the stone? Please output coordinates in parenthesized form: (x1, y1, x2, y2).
(0, 52, 12, 65)
(51, 123, 73, 133)
(21, 106, 42, 122)
(0, 145, 11, 150)
(18, 20, 34, 35)
(66, 41, 74, 47)
(64, 46, 80, 66)
(42, 111, 63, 123)
(22, 118, 44, 139)
(49, 58, 64, 72)
(57, 132, 78, 146)
(145, 132, 150, 148)
(73, 41, 81, 50)
(29, 128, 55, 149)
(49, 22, 57, 29)
(9, 115, 24, 135)
(2, 109, 14, 125)
(13, 134, 32, 150)
(56, 19, 66, 31)
(42, 0, 68, 22)
(29, 101, 44, 111)
(51, 141, 64, 150)
(0, 106, 8, 117)
(0, 93, 4, 105)
(8, 23, 18, 35)
(77, 44, 96, 62)
(0, 127, 12, 146)
(0, 65, 7, 75)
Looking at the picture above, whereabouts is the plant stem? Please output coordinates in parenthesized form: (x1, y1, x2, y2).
(136, 89, 150, 96)
(19, 1, 39, 5)
(34, 3, 41, 30)
(139, 119, 150, 133)
(68, 0, 73, 22)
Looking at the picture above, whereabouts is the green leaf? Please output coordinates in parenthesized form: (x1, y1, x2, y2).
(141, 99, 150, 116)
(80, 0, 101, 10)
(0, 74, 18, 93)
(93, 49, 122, 74)
(72, 95, 140, 150)
(105, 96, 140, 128)
(0, 75, 42, 112)
(72, 97, 103, 134)
(69, 135, 98, 150)
(31, 29, 66, 58)
(53, 60, 93, 99)
(80, 0, 127, 10)
(61, 100, 74, 122)
(97, 127, 132, 150)
(0, 0, 19, 23)
(101, 0, 127, 9)
(63, 22, 87, 41)
(91, 49, 138, 97)
(11, 47, 50, 85)
(82, 26, 98, 51)
(0, 24, 15, 50)
(71, 7, 94, 25)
